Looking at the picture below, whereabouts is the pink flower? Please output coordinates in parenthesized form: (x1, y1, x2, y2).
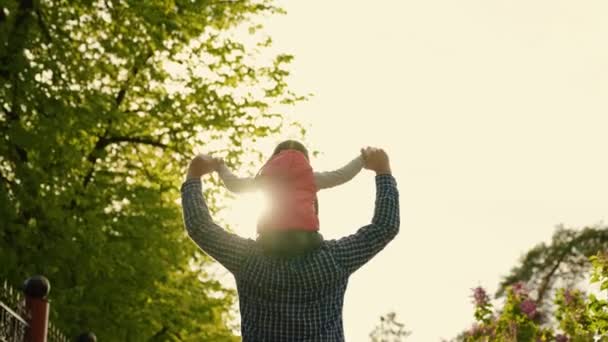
(469, 323, 482, 335)
(469, 323, 492, 336)
(512, 282, 528, 297)
(472, 286, 489, 306)
(520, 299, 537, 318)
(564, 289, 574, 306)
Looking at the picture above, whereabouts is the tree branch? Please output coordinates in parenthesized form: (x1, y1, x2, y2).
(1, 0, 37, 160)
(114, 49, 153, 108)
(534, 230, 605, 306)
(35, 8, 52, 42)
(82, 135, 167, 187)
(82, 49, 154, 188)
(149, 326, 168, 341)
(535, 245, 571, 306)
(0, 0, 35, 75)
(104, 136, 168, 149)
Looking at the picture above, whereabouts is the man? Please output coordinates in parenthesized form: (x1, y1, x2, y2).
(181, 147, 400, 341)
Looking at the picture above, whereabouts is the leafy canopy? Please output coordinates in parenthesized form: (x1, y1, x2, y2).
(0, 0, 302, 340)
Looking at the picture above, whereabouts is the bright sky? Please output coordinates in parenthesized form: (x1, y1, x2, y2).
(221, 1, 608, 340)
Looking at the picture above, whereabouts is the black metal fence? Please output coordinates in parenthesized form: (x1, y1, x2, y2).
(0, 278, 71, 342)
(0, 280, 28, 342)
(47, 324, 69, 342)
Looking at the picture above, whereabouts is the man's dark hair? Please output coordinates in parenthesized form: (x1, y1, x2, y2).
(257, 230, 323, 258)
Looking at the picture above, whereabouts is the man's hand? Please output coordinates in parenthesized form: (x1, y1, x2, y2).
(360, 147, 391, 175)
(186, 154, 220, 180)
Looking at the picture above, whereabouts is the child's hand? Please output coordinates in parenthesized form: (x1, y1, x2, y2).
(211, 157, 225, 172)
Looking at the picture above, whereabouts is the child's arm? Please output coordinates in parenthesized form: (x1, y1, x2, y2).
(216, 162, 259, 193)
(314, 154, 365, 190)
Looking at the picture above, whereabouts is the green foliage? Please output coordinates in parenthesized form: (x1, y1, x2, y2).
(554, 288, 594, 341)
(369, 312, 411, 342)
(0, 0, 301, 339)
(465, 286, 542, 342)
(587, 252, 608, 336)
(462, 251, 608, 342)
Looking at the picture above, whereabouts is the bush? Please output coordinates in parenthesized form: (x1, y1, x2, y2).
(463, 252, 608, 342)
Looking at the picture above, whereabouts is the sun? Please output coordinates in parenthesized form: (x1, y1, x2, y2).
(224, 191, 271, 239)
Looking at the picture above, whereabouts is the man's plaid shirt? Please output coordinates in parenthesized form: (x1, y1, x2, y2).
(181, 174, 400, 341)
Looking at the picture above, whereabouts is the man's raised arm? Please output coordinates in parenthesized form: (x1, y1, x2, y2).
(328, 147, 400, 275)
(181, 154, 254, 274)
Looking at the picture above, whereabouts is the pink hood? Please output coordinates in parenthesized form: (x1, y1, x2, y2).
(256, 150, 319, 232)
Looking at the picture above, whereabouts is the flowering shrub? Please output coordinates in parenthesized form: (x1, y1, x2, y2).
(463, 252, 608, 342)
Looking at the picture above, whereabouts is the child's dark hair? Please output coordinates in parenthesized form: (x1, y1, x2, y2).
(271, 140, 309, 160)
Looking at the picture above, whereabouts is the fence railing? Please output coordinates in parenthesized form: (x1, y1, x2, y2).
(0, 276, 95, 342)
(0, 280, 28, 342)
(47, 324, 69, 342)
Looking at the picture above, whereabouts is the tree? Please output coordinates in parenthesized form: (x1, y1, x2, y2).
(0, 0, 301, 339)
(496, 225, 608, 309)
(370, 312, 412, 342)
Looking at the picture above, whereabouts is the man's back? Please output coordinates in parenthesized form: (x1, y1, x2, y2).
(236, 245, 349, 341)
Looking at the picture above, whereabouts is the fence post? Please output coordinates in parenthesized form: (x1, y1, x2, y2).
(77, 332, 97, 342)
(23, 275, 50, 342)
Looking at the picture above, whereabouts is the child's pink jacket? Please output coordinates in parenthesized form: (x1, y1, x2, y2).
(256, 150, 319, 232)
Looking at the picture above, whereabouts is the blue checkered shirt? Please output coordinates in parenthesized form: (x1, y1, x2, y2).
(181, 174, 400, 341)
